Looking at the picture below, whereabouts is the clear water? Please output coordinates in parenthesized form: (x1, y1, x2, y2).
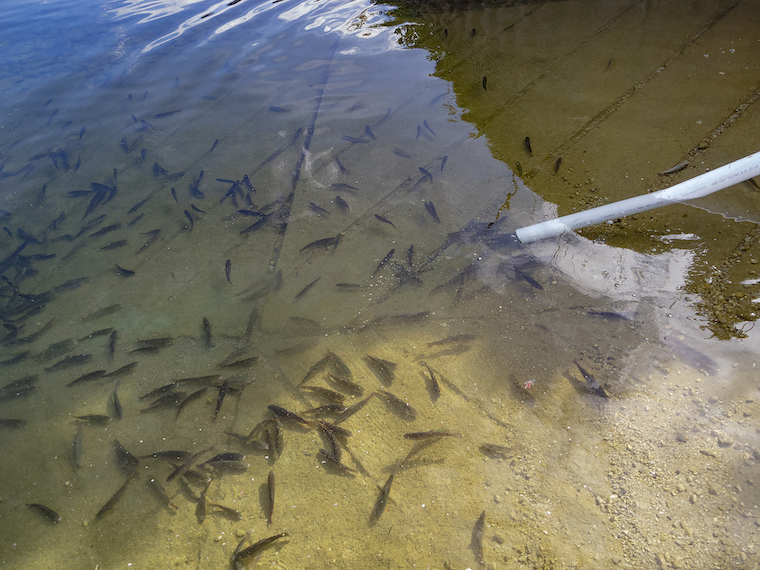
(1, 0, 759, 568)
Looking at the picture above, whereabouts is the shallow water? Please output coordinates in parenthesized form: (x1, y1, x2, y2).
(1, 0, 759, 568)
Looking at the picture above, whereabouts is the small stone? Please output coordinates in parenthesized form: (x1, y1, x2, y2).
(690, 494, 698, 504)
(717, 436, 734, 448)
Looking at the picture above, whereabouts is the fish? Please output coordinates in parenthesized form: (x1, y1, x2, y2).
(94, 473, 134, 521)
(472, 510, 486, 566)
(375, 389, 416, 421)
(269, 106, 289, 113)
(128, 214, 143, 227)
(573, 359, 608, 398)
(329, 183, 358, 193)
(104, 363, 139, 381)
(101, 240, 127, 250)
(524, 136, 532, 155)
(184, 210, 194, 230)
(515, 269, 543, 290)
(108, 331, 118, 358)
(317, 449, 356, 475)
(225, 259, 232, 285)
(0, 419, 26, 428)
(369, 471, 395, 525)
(26, 503, 61, 524)
(335, 195, 349, 213)
(137, 229, 160, 253)
(232, 532, 289, 567)
(416, 125, 421, 140)
(335, 395, 372, 423)
(154, 110, 181, 118)
(658, 161, 688, 176)
(418, 167, 432, 183)
(127, 195, 151, 214)
(372, 248, 395, 278)
(191, 204, 206, 214)
(301, 404, 347, 418)
(149, 477, 178, 511)
(170, 187, 178, 203)
(403, 430, 461, 440)
(298, 354, 333, 386)
(554, 157, 562, 174)
(342, 135, 367, 144)
(196, 479, 212, 524)
(207, 502, 242, 520)
(364, 355, 396, 385)
(114, 440, 140, 474)
(309, 202, 329, 216)
(167, 446, 214, 482)
(299, 233, 342, 254)
(478, 443, 515, 458)
(84, 304, 121, 321)
(0, 375, 38, 393)
(176, 387, 209, 418)
(423, 120, 435, 136)
(66, 369, 107, 387)
(441, 155, 447, 171)
(364, 125, 376, 140)
(267, 470, 275, 524)
(45, 354, 92, 371)
(295, 277, 321, 300)
(424, 201, 440, 223)
(112, 382, 123, 419)
(374, 214, 395, 229)
(116, 265, 135, 277)
(73, 414, 111, 425)
(213, 380, 228, 421)
(426, 334, 476, 347)
(73, 423, 84, 468)
(268, 404, 311, 427)
(203, 317, 213, 348)
(141, 450, 191, 461)
(482, 76, 487, 91)
(140, 392, 185, 413)
(423, 364, 440, 400)
(209, 139, 219, 153)
(393, 147, 413, 159)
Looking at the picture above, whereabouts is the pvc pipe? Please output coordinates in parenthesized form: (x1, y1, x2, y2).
(515, 150, 760, 244)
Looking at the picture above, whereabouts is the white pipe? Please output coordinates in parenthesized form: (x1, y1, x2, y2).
(515, 150, 760, 244)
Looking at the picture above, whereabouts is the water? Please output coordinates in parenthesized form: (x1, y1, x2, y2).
(1, 0, 759, 568)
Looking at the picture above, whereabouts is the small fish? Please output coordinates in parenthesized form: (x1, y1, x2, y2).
(423, 120, 435, 136)
(196, 479, 212, 524)
(573, 359, 608, 398)
(94, 473, 134, 521)
(46, 354, 92, 371)
(299, 233, 342, 254)
(0, 419, 26, 428)
(233, 532, 289, 566)
(267, 470, 275, 524)
(554, 156, 562, 174)
(369, 471, 395, 525)
(101, 240, 127, 250)
(154, 110, 181, 119)
(149, 477, 178, 511)
(404, 430, 461, 440)
(426, 334, 476, 347)
(73, 414, 111, 425)
(268, 106, 289, 113)
(441, 155, 447, 171)
(112, 382, 123, 419)
(364, 125, 376, 140)
(114, 439, 140, 474)
(225, 259, 232, 285)
(202, 317, 213, 348)
(335, 195, 349, 213)
(335, 395, 372, 422)
(658, 161, 688, 176)
(268, 404, 311, 427)
(170, 187, 178, 203)
(372, 249, 395, 278)
(73, 423, 84, 468)
(416, 125, 421, 140)
(26, 503, 61, 524)
(191, 204, 205, 214)
(418, 167, 432, 183)
(482, 76, 487, 91)
(374, 214, 395, 229)
(524, 136, 532, 155)
(364, 355, 396, 386)
(167, 446, 214, 482)
(342, 135, 367, 144)
(213, 380, 228, 421)
(424, 201, 440, 223)
(329, 183, 358, 193)
(209, 139, 219, 153)
(393, 147, 413, 159)
(479, 443, 515, 458)
(176, 387, 209, 418)
(295, 277, 321, 300)
(66, 369, 107, 387)
(115, 265, 135, 278)
(184, 210, 194, 230)
(109, 331, 118, 357)
(472, 510, 486, 566)
(515, 269, 543, 290)
(424, 364, 441, 401)
(309, 202, 329, 216)
(300, 385, 346, 404)
(375, 389, 416, 421)
(298, 354, 333, 386)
